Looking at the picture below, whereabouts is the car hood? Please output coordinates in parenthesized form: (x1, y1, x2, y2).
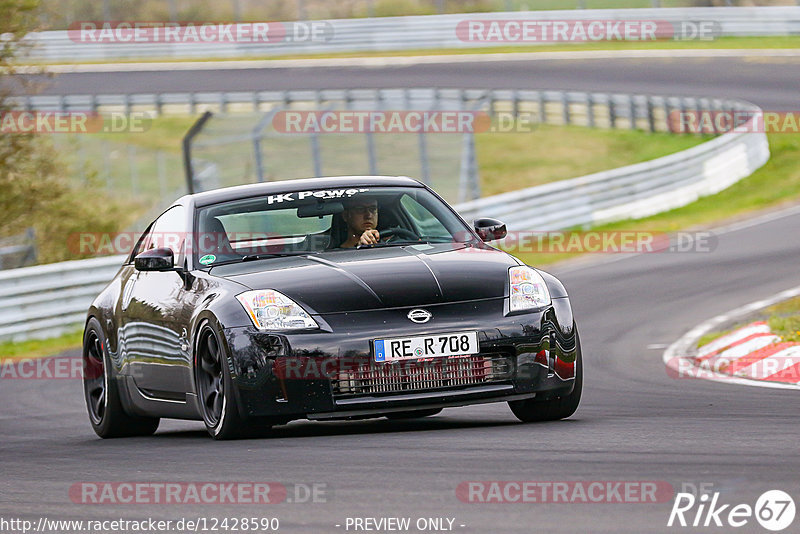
(209, 243, 517, 314)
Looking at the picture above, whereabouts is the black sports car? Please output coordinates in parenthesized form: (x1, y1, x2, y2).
(83, 176, 582, 439)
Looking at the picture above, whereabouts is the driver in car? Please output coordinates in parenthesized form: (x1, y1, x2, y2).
(340, 197, 381, 248)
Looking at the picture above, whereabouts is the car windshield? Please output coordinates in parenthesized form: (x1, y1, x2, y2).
(193, 186, 474, 266)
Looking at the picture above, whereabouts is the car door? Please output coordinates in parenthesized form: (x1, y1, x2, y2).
(122, 205, 196, 399)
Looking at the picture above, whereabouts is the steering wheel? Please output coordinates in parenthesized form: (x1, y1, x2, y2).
(380, 227, 420, 243)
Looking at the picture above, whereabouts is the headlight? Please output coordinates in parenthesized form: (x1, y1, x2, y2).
(508, 266, 551, 312)
(236, 290, 318, 331)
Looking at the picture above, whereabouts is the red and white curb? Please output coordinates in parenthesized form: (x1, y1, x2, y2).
(663, 285, 800, 390)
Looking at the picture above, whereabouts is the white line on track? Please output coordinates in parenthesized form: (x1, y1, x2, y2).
(26, 48, 800, 74)
(662, 284, 800, 391)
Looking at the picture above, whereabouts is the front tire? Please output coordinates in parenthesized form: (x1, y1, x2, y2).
(195, 320, 270, 440)
(508, 329, 583, 423)
(83, 317, 160, 438)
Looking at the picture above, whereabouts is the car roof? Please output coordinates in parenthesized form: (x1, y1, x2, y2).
(185, 176, 424, 208)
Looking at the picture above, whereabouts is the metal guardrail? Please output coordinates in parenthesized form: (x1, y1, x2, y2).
(455, 130, 769, 231)
(10, 87, 756, 125)
(20, 7, 800, 61)
(0, 89, 769, 342)
(0, 255, 125, 342)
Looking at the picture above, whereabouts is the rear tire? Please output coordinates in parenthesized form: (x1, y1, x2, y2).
(508, 329, 583, 423)
(385, 408, 442, 420)
(195, 321, 270, 440)
(83, 317, 160, 438)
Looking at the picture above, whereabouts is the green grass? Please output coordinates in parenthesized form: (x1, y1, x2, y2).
(49, 117, 196, 224)
(0, 329, 83, 361)
(697, 329, 734, 349)
(59, 116, 707, 209)
(766, 296, 800, 343)
(698, 296, 800, 348)
(477, 124, 706, 196)
(91, 116, 198, 152)
(24, 36, 800, 66)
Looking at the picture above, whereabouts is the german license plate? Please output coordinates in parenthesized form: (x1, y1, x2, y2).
(374, 331, 479, 362)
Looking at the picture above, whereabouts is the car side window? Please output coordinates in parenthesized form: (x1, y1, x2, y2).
(129, 222, 155, 263)
(400, 195, 449, 237)
(144, 206, 187, 264)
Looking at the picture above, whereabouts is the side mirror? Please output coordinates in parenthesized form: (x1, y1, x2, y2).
(473, 218, 507, 242)
(135, 247, 174, 271)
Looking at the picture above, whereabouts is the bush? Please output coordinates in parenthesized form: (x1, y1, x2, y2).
(1, 0, 138, 264)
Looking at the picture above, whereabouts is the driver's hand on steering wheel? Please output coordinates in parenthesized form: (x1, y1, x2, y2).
(358, 229, 381, 246)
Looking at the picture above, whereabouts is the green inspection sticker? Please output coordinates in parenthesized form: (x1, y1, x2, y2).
(199, 254, 216, 265)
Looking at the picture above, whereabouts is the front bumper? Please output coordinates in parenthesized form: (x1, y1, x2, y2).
(222, 297, 577, 421)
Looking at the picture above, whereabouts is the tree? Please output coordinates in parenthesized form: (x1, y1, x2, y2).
(0, 0, 133, 264)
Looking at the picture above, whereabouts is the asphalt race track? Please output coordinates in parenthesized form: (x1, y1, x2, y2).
(20, 54, 800, 110)
(2, 54, 800, 533)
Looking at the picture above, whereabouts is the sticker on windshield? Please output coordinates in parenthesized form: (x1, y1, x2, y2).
(199, 254, 216, 265)
(267, 188, 370, 204)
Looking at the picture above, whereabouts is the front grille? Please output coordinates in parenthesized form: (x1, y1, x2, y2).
(331, 353, 512, 399)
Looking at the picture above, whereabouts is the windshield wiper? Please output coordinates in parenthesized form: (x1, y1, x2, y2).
(241, 251, 319, 261)
(357, 241, 415, 249)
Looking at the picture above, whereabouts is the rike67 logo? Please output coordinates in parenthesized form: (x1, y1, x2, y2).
(668, 488, 795, 531)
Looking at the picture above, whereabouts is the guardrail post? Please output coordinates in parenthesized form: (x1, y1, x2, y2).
(182, 110, 213, 194)
(680, 97, 691, 135)
(252, 112, 270, 183)
(310, 129, 322, 177)
(561, 92, 570, 125)
(586, 93, 595, 128)
(537, 91, 546, 125)
(418, 132, 430, 185)
(664, 98, 673, 133)
(629, 94, 637, 130)
(314, 89, 322, 110)
(512, 90, 519, 119)
(711, 98, 723, 135)
(459, 131, 479, 203)
(608, 94, 616, 129)
(646, 96, 656, 132)
(366, 89, 379, 175)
